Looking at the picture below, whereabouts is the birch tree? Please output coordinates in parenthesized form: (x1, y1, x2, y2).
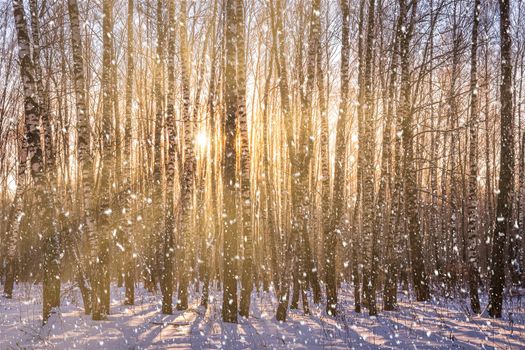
(467, 0, 481, 315)
(488, 0, 514, 319)
(222, 0, 239, 324)
(176, 0, 196, 311)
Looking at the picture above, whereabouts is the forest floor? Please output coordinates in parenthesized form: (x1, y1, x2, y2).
(0, 282, 524, 349)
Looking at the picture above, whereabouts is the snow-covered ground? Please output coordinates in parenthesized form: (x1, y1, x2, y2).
(1, 282, 524, 349)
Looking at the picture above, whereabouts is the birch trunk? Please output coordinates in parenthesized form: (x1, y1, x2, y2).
(238, 0, 254, 318)
(488, 0, 514, 318)
(176, 0, 196, 311)
(324, 0, 350, 317)
(28, 0, 61, 321)
(67, 0, 94, 315)
(399, 0, 430, 302)
(92, 0, 114, 320)
(382, 6, 403, 313)
(361, 0, 378, 316)
(149, 0, 164, 293)
(123, 0, 135, 306)
(467, 0, 481, 314)
(222, 0, 239, 324)
(161, 0, 177, 315)
(11, 0, 57, 324)
(201, 0, 219, 309)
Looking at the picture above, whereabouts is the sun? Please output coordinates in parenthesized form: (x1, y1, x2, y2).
(196, 131, 209, 149)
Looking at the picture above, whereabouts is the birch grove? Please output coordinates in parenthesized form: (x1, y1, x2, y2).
(0, 0, 524, 331)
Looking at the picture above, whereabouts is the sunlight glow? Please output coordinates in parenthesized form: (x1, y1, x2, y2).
(7, 174, 16, 195)
(196, 131, 209, 149)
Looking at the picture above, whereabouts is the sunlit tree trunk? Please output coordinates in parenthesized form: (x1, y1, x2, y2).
(447, 9, 461, 290)
(483, 44, 494, 269)
(274, 0, 299, 322)
(67, 0, 93, 315)
(222, 0, 239, 324)
(511, 45, 525, 290)
(324, 0, 350, 317)
(302, 0, 322, 306)
(488, 0, 514, 319)
(361, 0, 377, 316)
(149, 0, 164, 293)
(92, 0, 114, 320)
(350, 0, 367, 314)
(319, 0, 331, 300)
(161, 0, 177, 315)
(123, 0, 135, 306)
(28, 0, 61, 322)
(399, 0, 430, 302)
(264, 1, 280, 294)
(427, 0, 440, 290)
(176, 0, 196, 311)
(111, 17, 123, 289)
(238, 0, 254, 318)
(270, 0, 289, 296)
(11, 0, 57, 324)
(466, 0, 481, 315)
(383, 1, 402, 311)
(201, 0, 219, 309)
